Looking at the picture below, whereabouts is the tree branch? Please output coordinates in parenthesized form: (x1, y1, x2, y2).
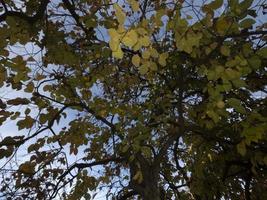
(0, 0, 50, 23)
(62, 0, 94, 37)
(224, 30, 267, 39)
(116, 190, 138, 200)
(58, 157, 124, 181)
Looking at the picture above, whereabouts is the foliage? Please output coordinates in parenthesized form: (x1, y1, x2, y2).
(0, 0, 267, 199)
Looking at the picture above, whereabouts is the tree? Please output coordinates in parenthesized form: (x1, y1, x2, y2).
(0, 0, 266, 199)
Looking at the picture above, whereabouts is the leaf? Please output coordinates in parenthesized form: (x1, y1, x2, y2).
(240, 0, 253, 11)
(24, 82, 34, 93)
(139, 64, 149, 75)
(248, 56, 261, 69)
(240, 18, 256, 29)
(220, 45, 230, 56)
(142, 50, 150, 59)
(216, 101, 225, 109)
(150, 48, 159, 58)
(122, 145, 129, 153)
(225, 68, 240, 80)
(257, 47, 267, 58)
(139, 36, 150, 47)
(237, 140, 246, 156)
(108, 29, 121, 52)
(209, 0, 223, 9)
(128, 0, 139, 12)
(132, 55, 141, 67)
(122, 30, 138, 48)
(133, 41, 142, 51)
(149, 61, 158, 71)
(176, 32, 202, 53)
(19, 162, 35, 174)
(17, 116, 35, 130)
(136, 27, 147, 35)
(158, 53, 168, 66)
(114, 3, 126, 24)
(216, 17, 229, 35)
(7, 98, 30, 105)
(227, 98, 246, 114)
(203, 0, 223, 13)
(0, 99, 6, 109)
(206, 110, 220, 123)
(112, 46, 124, 59)
(25, 108, 31, 115)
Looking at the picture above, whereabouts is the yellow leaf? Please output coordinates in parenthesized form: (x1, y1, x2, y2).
(139, 36, 150, 47)
(117, 25, 126, 34)
(133, 41, 142, 51)
(109, 39, 120, 52)
(122, 30, 138, 48)
(150, 48, 159, 58)
(149, 61, 158, 71)
(109, 28, 120, 40)
(132, 54, 141, 67)
(158, 52, 169, 66)
(108, 29, 121, 51)
(128, 0, 139, 12)
(142, 50, 150, 59)
(139, 63, 149, 75)
(136, 27, 147, 35)
(114, 3, 126, 24)
(112, 46, 124, 59)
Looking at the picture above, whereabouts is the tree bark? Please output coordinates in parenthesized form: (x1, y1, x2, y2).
(130, 160, 162, 200)
(142, 168, 161, 200)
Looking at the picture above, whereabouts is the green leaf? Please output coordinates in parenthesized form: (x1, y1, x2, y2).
(257, 47, 267, 58)
(237, 140, 246, 156)
(227, 98, 246, 114)
(216, 17, 230, 35)
(220, 45, 231, 56)
(203, 0, 223, 11)
(216, 101, 225, 109)
(240, 18, 256, 29)
(206, 110, 220, 123)
(239, 0, 253, 11)
(248, 56, 261, 69)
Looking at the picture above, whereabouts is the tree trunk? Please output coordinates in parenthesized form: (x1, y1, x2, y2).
(143, 186, 161, 200)
(142, 166, 161, 200)
(130, 162, 162, 200)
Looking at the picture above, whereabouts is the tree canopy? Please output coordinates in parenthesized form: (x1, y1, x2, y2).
(0, 0, 267, 199)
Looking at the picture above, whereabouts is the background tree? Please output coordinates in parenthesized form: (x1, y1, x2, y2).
(0, 0, 267, 199)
